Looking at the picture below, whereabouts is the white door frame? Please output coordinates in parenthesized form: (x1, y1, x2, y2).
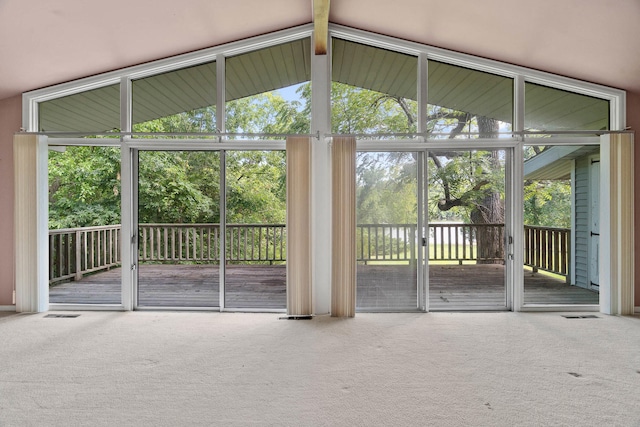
(588, 154, 600, 291)
(357, 140, 518, 312)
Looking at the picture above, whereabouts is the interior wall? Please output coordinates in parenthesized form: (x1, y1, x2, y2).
(0, 95, 21, 306)
(628, 91, 640, 308)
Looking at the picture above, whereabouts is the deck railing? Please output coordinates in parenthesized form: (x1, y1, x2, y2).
(49, 225, 121, 284)
(138, 223, 286, 264)
(428, 223, 505, 263)
(49, 223, 570, 283)
(523, 225, 570, 278)
(357, 223, 506, 264)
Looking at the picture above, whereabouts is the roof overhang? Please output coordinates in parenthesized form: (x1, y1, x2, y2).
(524, 145, 600, 180)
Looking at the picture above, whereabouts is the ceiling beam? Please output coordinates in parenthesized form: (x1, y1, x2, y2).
(313, 0, 330, 55)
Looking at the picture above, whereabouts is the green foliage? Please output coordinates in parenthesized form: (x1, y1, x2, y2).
(331, 83, 417, 134)
(49, 79, 570, 234)
(356, 152, 417, 224)
(524, 180, 571, 228)
(138, 151, 217, 223)
(49, 89, 301, 229)
(522, 146, 572, 228)
(428, 150, 505, 223)
(226, 151, 287, 224)
(226, 92, 310, 135)
(49, 146, 121, 228)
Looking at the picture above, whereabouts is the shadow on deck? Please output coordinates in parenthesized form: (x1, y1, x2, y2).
(49, 263, 599, 309)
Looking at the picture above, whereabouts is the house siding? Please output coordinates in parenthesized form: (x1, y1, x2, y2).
(573, 156, 590, 289)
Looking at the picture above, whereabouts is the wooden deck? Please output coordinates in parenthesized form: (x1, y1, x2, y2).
(357, 264, 599, 310)
(49, 263, 599, 309)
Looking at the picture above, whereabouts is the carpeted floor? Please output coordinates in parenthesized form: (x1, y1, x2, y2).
(0, 311, 639, 426)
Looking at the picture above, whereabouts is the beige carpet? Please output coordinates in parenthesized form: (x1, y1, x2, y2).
(0, 311, 639, 426)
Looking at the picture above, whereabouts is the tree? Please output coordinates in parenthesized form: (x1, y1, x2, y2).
(326, 82, 507, 263)
(137, 151, 217, 224)
(49, 91, 302, 229)
(428, 115, 505, 263)
(522, 146, 571, 228)
(49, 146, 121, 228)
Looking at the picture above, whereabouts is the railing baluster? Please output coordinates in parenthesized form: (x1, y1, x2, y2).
(258, 226, 262, 260)
(162, 227, 167, 261)
(75, 230, 82, 280)
(57, 233, 64, 279)
(49, 234, 55, 280)
(250, 226, 255, 261)
(409, 225, 416, 264)
(191, 228, 195, 260)
(280, 226, 285, 261)
(214, 225, 219, 261)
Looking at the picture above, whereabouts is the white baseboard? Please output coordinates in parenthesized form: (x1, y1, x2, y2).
(635, 306, 640, 314)
(0, 305, 16, 312)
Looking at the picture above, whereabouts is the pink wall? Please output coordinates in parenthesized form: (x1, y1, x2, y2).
(0, 95, 21, 306)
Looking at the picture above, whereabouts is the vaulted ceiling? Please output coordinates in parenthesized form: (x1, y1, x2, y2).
(1, 0, 639, 104)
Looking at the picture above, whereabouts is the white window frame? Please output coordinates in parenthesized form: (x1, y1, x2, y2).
(19, 23, 628, 313)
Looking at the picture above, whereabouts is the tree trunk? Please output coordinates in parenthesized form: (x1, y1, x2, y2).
(473, 117, 505, 264)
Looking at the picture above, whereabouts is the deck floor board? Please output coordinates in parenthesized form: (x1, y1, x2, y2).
(49, 263, 599, 309)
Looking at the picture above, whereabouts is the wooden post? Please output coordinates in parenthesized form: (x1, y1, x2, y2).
(313, 0, 330, 55)
(75, 229, 83, 281)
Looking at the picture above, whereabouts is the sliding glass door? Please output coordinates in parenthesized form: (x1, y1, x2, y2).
(134, 149, 286, 310)
(48, 145, 122, 305)
(355, 151, 421, 310)
(224, 151, 287, 309)
(137, 151, 221, 308)
(355, 146, 512, 312)
(427, 148, 508, 310)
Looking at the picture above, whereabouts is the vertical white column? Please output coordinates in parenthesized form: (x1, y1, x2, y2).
(120, 77, 134, 310)
(310, 34, 332, 315)
(219, 151, 226, 310)
(14, 134, 49, 312)
(217, 57, 226, 310)
(417, 53, 428, 135)
(417, 53, 428, 311)
(513, 76, 525, 134)
(509, 146, 524, 311)
(216, 57, 225, 134)
(417, 151, 427, 311)
(511, 75, 525, 311)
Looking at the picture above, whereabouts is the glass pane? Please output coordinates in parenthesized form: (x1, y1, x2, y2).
(332, 39, 418, 135)
(523, 144, 600, 305)
(137, 151, 220, 307)
(525, 83, 609, 131)
(132, 62, 217, 135)
(428, 149, 506, 309)
(48, 146, 122, 304)
(225, 151, 287, 308)
(226, 39, 311, 137)
(427, 61, 512, 139)
(356, 152, 418, 310)
(39, 84, 120, 134)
